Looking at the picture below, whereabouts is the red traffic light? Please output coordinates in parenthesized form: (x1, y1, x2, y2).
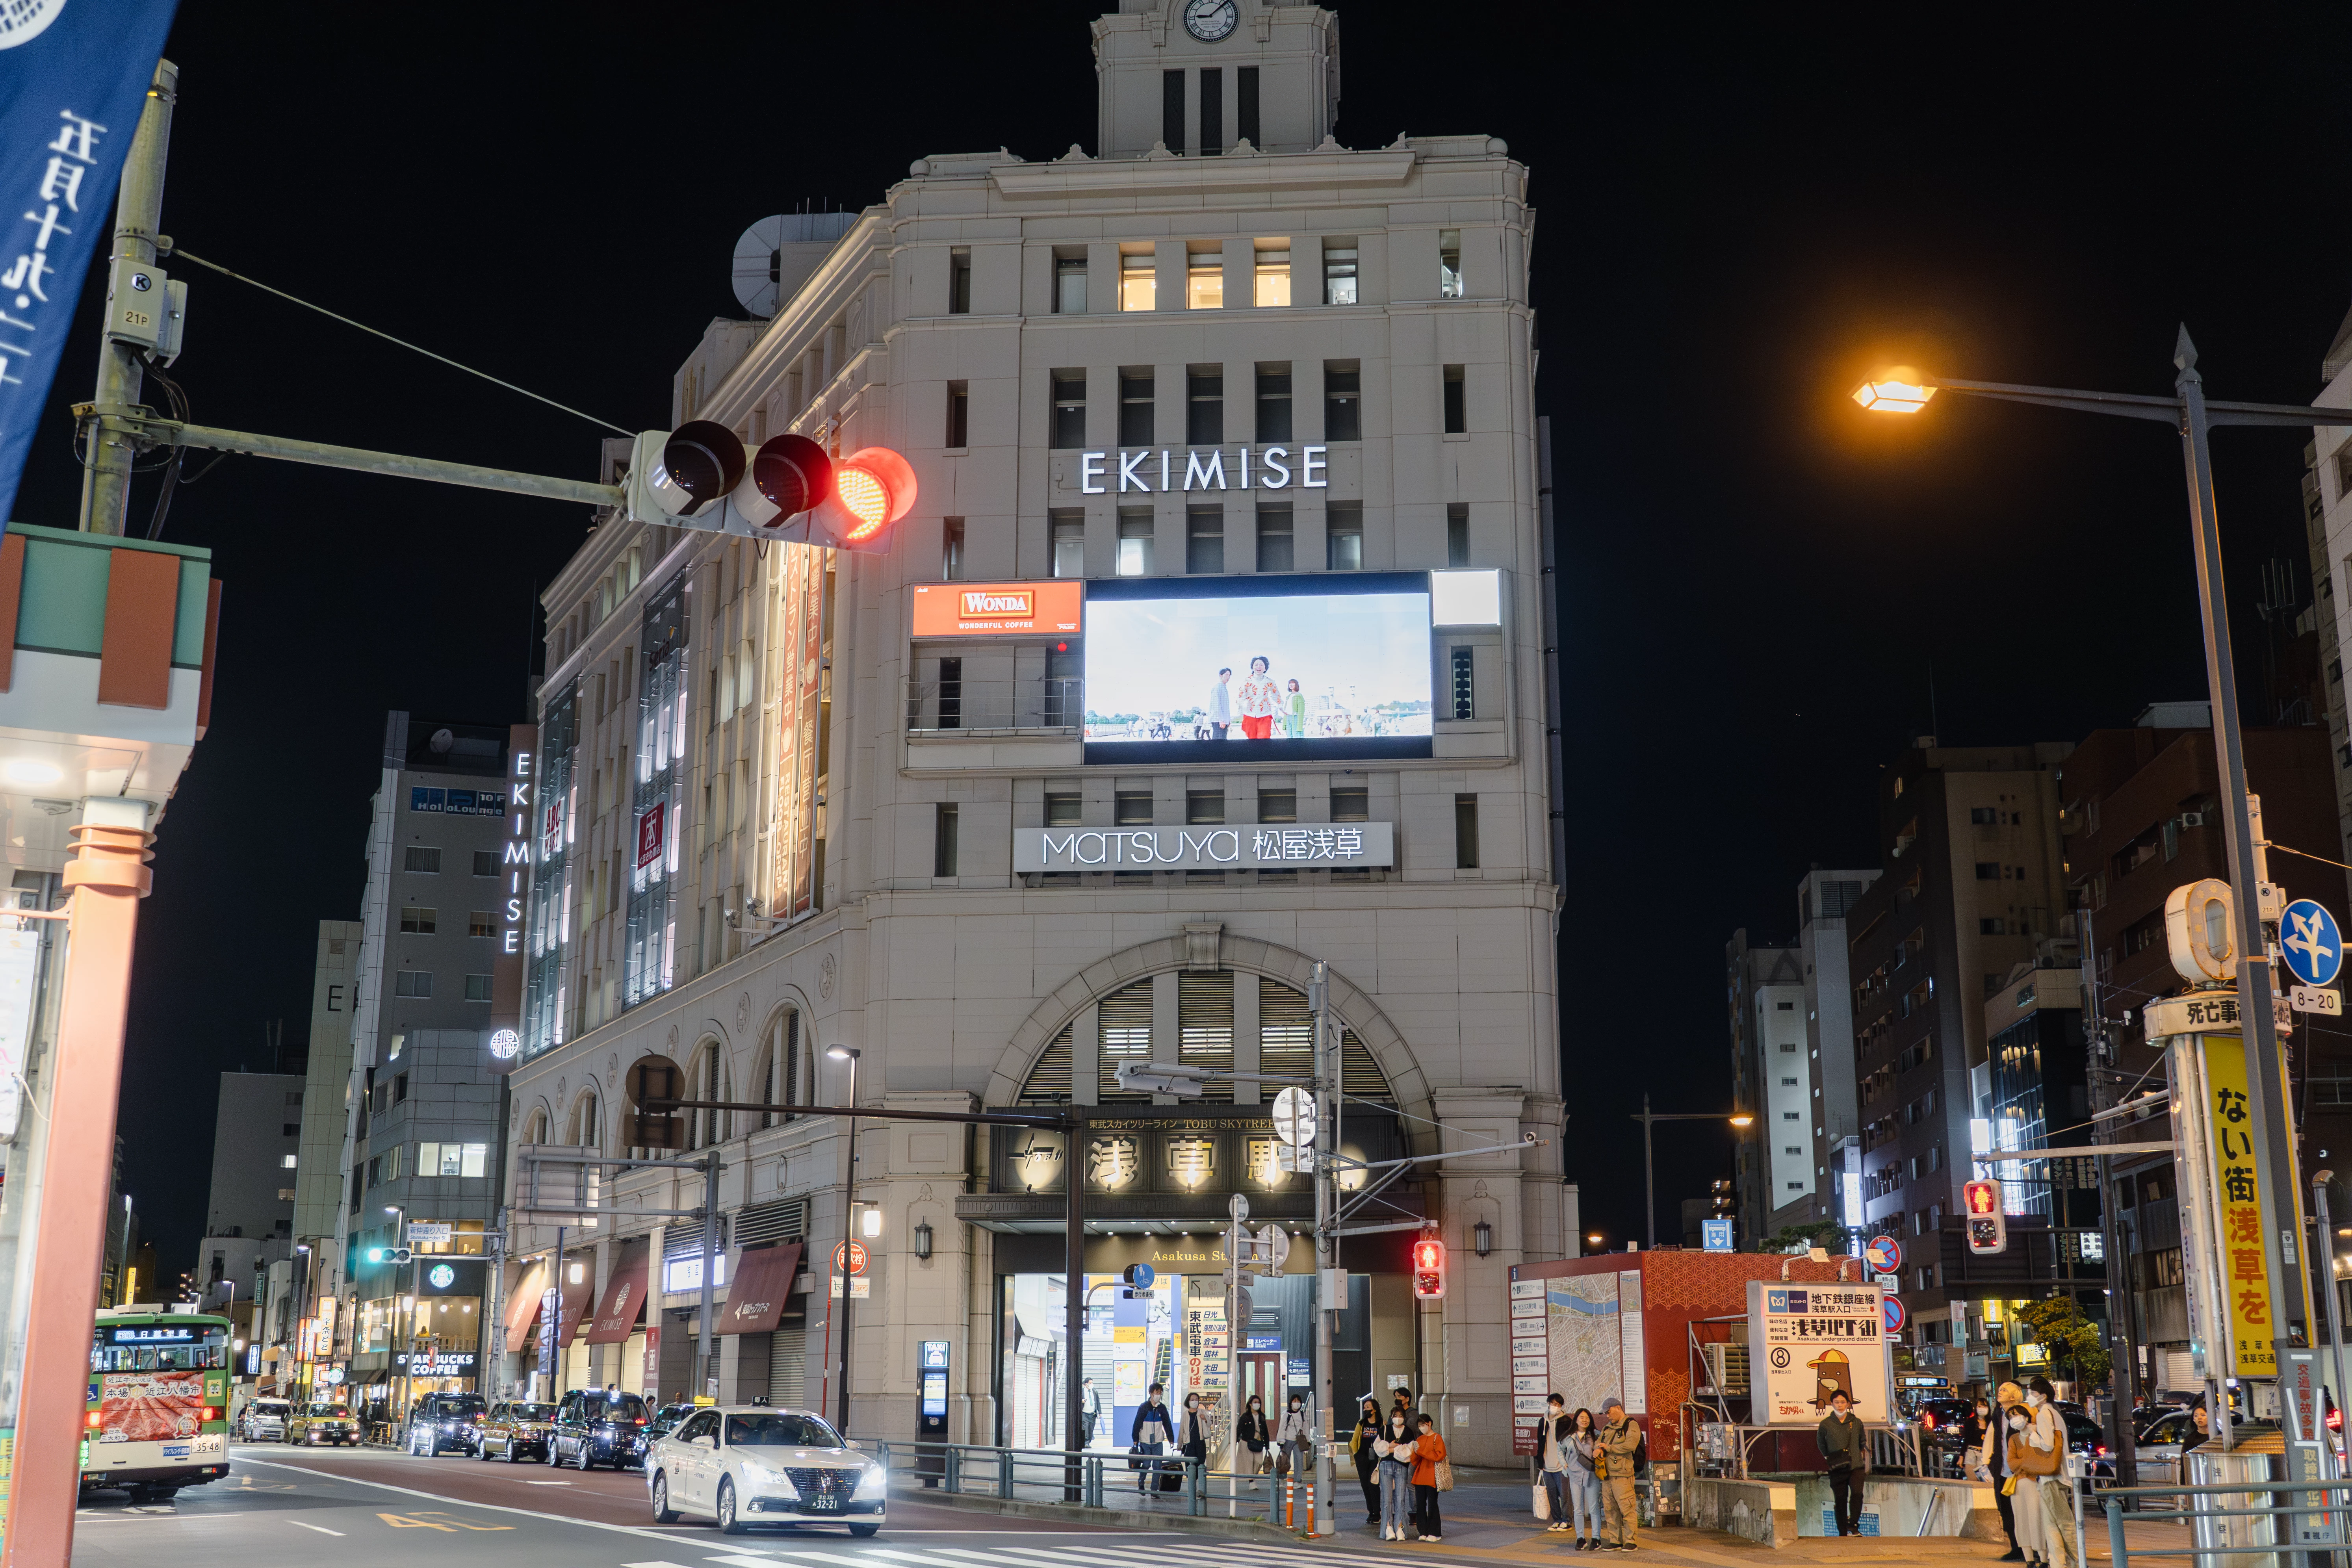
(1412, 1236, 1446, 1299)
(823, 445, 919, 547)
(1963, 1179, 2000, 1216)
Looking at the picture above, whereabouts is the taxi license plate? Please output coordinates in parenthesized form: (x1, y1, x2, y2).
(805, 1495, 840, 1510)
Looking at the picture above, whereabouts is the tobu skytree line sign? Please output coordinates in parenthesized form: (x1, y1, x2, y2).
(1014, 822, 1394, 872)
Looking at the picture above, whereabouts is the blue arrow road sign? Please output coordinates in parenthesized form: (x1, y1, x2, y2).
(2283, 899, 2344, 987)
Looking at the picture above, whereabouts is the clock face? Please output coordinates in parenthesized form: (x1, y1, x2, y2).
(1184, 0, 1239, 42)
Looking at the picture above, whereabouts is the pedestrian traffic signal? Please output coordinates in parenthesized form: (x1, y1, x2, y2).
(1411, 1235, 1446, 1299)
(626, 425, 915, 553)
(1962, 1179, 2006, 1255)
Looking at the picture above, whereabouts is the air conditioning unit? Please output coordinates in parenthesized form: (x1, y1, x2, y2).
(1699, 1341, 1750, 1395)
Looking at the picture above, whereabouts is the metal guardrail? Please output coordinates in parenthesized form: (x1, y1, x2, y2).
(866, 1439, 1318, 1529)
(2099, 1477, 2352, 1565)
(904, 676, 1081, 733)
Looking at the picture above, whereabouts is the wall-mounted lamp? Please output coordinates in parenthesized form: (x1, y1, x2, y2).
(914, 1221, 934, 1260)
(1473, 1221, 1494, 1258)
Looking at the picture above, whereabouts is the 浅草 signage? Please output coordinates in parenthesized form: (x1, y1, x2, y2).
(1014, 822, 1393, 873)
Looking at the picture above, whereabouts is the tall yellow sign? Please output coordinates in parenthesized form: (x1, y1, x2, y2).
(2202, 1035, 2276, 1376)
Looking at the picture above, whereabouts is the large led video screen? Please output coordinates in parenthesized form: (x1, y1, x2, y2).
(1082, 573, 1434, 765)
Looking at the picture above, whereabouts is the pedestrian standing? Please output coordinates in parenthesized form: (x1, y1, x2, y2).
(1816, 1390, 1867, 1536)
(1238, 1394, 1271, 1486)
(2003, 1390, 2052, 1568)
(1353, 1397, 1384, 1525)
(1082, 1377, 1101, 1447)
(1565, 1407, 1604, 1549)
(2025, 1377, 2076, 1568)
(1977, 1386, 2022, 1564)
(1180, 1392, 1210, 1490)
(1131, 1382, 1173, 1497)
(1376, 1408, 1416, 1540)
(1596, 1395, 1642, 1550)
(1539, 1394, 1573, 1532)
(1409, 1411, 1448, 1542)
(1277, 1392, 1312, 1480)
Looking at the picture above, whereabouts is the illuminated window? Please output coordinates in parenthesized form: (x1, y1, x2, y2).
(1439, 230, 1463, 299)
(1322, 240, 1358, 306)
(1120, 252, 1156, 312)
(468, 911, 494, 938)
(1187, 250, 1223, 309)
(1117, 511, 1155, 577)
(1055, 253, 1087, 315)
(1253, 248, 1289, 308)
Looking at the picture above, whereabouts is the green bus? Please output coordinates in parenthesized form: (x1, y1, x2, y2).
(82, 1309, 232, 1499)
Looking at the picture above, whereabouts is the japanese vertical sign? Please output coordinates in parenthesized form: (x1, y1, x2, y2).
(0, 0, 182, 522)
(1509, 1277, 1548, 1455)
(769, 546, 826, 918)
(2201, 1035, 2277, 1376)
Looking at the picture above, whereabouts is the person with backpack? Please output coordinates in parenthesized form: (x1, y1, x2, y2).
(1277, 1392, 1313, 1479)
(1596, 1395, 1643, 1550)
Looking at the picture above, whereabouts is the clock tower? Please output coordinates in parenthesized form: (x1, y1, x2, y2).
(1092, 0, 1340, 160)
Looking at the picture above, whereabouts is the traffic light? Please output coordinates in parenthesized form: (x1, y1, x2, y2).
(1411, 1234, 1446, 1299)
(626, 424, 916, 553)
(364, 1246, 414, 1265)
(1962, 1178, 2007, 1255)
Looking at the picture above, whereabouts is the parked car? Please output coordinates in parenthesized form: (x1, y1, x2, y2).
(474, 1401, 559, 1462)
(239, 1398, 291, 1442)
(645, 1403, 885, 1536)
(1915, 1399, 1976, 1447)
(550, 1387, 651, 1470)
(286, 1401, 359, 1447)
(405, 1392, 488, 1457)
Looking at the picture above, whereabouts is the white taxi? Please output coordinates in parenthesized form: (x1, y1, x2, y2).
(645, 1401, 886, 1536)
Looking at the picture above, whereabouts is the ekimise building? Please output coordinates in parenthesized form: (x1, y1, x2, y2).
(494, 0, 1569, 1465)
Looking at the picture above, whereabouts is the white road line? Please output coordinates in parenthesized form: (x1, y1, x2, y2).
(624, 1561, 701, 1567)
(849, 1546, 1005, 1568)
(527, 1479, 576, 1485)
(288, 1520, 347, 1536)
(234, 1455, 719, 1546)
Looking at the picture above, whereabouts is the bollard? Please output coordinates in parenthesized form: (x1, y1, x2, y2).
(1285, 1474, 1294, 1529)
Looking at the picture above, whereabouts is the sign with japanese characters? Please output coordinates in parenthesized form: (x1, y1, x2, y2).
(1746, 1280, 1890, 1425)
(1015, 822, 1394, 872)
(0, 0, 182, 521)
(2200, 1035, 2277, 1377)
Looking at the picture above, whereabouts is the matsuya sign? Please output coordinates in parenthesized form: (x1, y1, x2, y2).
(1014, 822, 1395, 873)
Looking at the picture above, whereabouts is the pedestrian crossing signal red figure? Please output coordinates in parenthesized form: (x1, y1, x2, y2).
(1962, 1178, 2007, 1255)
(1412, 1236, 1446, 1299)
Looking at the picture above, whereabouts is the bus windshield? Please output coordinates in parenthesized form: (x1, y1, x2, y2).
(90, 1319, 230, 1372)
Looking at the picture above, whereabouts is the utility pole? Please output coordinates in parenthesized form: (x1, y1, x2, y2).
(1310, 961, 1338, 1535)
(77, 61, 176, 536)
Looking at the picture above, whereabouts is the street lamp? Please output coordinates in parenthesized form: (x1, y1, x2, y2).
(384, 1204, 407, 1424)
(1853, 331, 2352, 1410)
(1630, 1094, 1754, 1248)
(825, 1045, 861, 1434)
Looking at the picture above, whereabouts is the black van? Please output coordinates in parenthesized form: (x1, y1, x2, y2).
(405, 1391, 487, 1457)
(549, 1387, 650, 1470)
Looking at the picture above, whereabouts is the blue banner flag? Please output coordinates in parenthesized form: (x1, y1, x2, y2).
(0, 0, 181, 523)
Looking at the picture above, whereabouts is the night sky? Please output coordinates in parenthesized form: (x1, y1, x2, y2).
(13, 4, 2352, 1268)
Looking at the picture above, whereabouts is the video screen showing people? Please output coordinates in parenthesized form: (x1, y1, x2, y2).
(1082, 575, 1435, 764)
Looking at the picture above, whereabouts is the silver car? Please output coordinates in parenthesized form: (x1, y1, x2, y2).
(646, 1404, 886, 1536)
(240, 1399, 291, 1442)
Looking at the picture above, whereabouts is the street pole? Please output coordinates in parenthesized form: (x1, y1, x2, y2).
(699, 1155, 717, 1403)
(551, 1223, 565, 1404)
(2313, 1175, 2351, 1451)
(834, 1048, 861, 1433)
(1311, 960, 1337, 1534)
(76, 60, 175, 537)
(1639, 1095, 1656, 1249)
(1064, 1110, 1088, 1503)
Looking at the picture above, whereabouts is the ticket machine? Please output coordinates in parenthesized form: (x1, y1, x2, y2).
(918, 1340, 950, 1482)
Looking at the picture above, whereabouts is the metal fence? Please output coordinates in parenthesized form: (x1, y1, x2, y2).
(866, 1440, 1319, 1528)
(904, 675, 1080, 733)
(2099, 1476, 2352, 1566)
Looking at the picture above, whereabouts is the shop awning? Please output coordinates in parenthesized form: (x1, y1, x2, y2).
(503, 1262, 546, 1355)
(716, 1242, 802, 1335)
(585, 1242, 650, 1344)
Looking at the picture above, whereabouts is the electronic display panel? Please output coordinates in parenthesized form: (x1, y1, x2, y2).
(1082, 573, 1433, 765)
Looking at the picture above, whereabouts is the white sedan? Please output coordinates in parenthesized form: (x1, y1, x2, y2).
(646, 1403, 886, 1536)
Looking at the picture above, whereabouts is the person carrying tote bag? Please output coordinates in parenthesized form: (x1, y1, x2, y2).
(1375, 1410, 1417, 1540)
(1276, 1394, 1312, 1480)
(1238, 1396, 1272, 1487)
(1353, 1398, 1384, 1526)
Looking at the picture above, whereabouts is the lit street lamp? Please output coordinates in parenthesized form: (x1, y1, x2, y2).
(1631, 1094, 1753, 1248)
(824, 1045, 861, 1434)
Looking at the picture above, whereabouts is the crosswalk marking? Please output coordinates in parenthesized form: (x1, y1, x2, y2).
(623, 1561, 699, 1567)
(656, 1540, 1404, 1568)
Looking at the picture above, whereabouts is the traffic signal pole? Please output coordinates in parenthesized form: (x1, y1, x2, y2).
(76, 61, 176, 536)
(1311, 961, 1337, 1535)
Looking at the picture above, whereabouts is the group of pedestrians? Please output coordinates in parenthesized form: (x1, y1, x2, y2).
(1535, 1394, 1643, 1548)
(1346, 1392, 1450, 1541)
(1978, 1377, 2076, 1568)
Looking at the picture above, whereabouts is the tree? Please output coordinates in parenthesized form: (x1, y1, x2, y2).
(2014, 1295, 2111, 1387)
(1758, 1220, 1849, 1254)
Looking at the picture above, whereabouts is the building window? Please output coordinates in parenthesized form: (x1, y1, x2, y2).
(1044, 791, 1082, 827)
(1236, 64, 1259, 145)
(1117, 510, 1155, 576)
(1439, 229, 1463, 298)
(1980, 917, 2006, 935)
(1975, 862, 2000, 880)
(1324, 362, 1361, 441)
(1186, 788, 1224, 825)
(1121, 252, 1156, 312)
(1450, 646, 1475, 719)
(1114, 790, 1154, 826)
(418, 1141, 489, 1178)
(399, 907, 437, 935)
(403, 846, 441, 874)
(1199, 66, 1223, 154)
(471, 850, 497, 876)
(1051, 372, 1086, 449)
(1258, 787, 1297, 822)
(948, 248, 971, 314)
(1454, 794, 1480, 868)
(1249, 365, 1294, 443)
(1187, 250, 1223, 310)
(1446, 503, 1469, 566)
(468, 911, 494, 939)
(934, 803, 960, 877)
(394, 1071, 409, 1103)
(1187, 508, 1225, 574)
(1326, 503, 1363, 570)
(281, 1152, 299, 1169)
(1050, 510, 1085, 579)
(1331, 785, 1369, 822)
(394, 969, 433, 998)
(1187, 367, 1223, 443)
(1322, 240, 1358, 305)
(1162, 69, 1184, 154)
(1253, 247, 1289, 307)
(936, 656, 963, 729)
(1256, 507, 1294, 572)
(1442, 365, 1466, 433)
(942, 517, 965, 581)
(1055, 252, 1087, 314)
(945, 381, 969, 448)
(464, 973, 493, 1002)
(1119, 369, 1154, 443)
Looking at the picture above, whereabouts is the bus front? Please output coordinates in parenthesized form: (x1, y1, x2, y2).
(83, 1312, 232, 1497)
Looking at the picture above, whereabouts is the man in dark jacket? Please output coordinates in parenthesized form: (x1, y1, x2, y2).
(1131, 1383, 1173, 1496)
(1816, 1390, 1867, 1536)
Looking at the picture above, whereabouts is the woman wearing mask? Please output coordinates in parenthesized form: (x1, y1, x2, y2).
(1409, 1411, 1448, 1543)
(1975, 1390, 2021, 1564)
(1375, 1408, 1417, 1540)
(1353, 1398, 1384, 1525)
(1180, 1393, 1210, 1485)
(1237, 1394, 1271, 1488)
(2002, 1385, 2051, 1568)
(1277, 1394, 1312, 1481)
(1565, 1407, 1604, 1551)
(2022, 1377, 2074, 1568)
